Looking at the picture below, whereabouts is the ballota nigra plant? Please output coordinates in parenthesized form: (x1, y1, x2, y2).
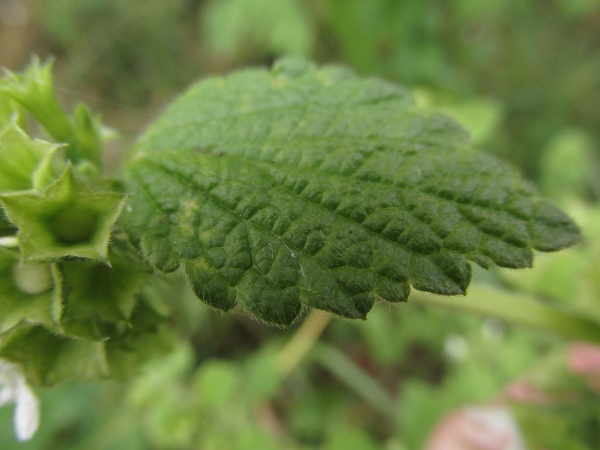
(0, 56, 588, 439)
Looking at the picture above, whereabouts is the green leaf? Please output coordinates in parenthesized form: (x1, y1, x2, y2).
(124, 58, 581, 327)
(0, 166, 128, 263)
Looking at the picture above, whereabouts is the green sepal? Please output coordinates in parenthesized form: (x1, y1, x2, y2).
(0, 57, 103, 164)
(103, 280, 173, 379)
(0, 325, 110, 386)
(0, 80, 25, 128)
(69, 102, 104, 164)
(0, 279, 169, 385)
(0, 57, 71, 143)
(0, 248, 60, 335)
(53, 241, 149, 340)
(126, 275, 171, 331)
(0, 122, 62, 194)
(0, 166, 128, 263)
(0, 212, 17, 237)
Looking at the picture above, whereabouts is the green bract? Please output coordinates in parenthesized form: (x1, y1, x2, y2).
(0, 123, 61, 194)
(124, 57, 581, 327)
(0, 325, 110, 386)
(0, 81, 24, 128)
(53, 242, 149, 340)
(0, 57, 103, 164)
(0, 166, 127, 263)
(0, 249, 58, 335)
(0, 58, 171, 389)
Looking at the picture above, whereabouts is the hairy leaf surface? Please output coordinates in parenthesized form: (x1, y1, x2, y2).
(124, 58, 580, 326)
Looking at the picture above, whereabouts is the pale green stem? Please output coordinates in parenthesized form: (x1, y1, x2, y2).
(276, 310, 331, 377)
(275, 283, 600, 425)
(276, 312, 397, 421)
(414, 284, 600, 345)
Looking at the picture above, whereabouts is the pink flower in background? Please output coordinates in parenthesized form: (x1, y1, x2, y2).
(568, 343, 600, 392)
(425, 405, 525, 450)
(426, 343, 600, 450)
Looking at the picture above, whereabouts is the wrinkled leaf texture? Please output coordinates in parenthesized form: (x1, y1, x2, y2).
(123, 58, 580, 327)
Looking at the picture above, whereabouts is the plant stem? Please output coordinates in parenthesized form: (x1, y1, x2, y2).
(414, 284, 600, 344)
(312, 343, 397, 419)
(276, 313, 397, 422)
(275, 283, 600, 427)
(276, 310, 331, 377)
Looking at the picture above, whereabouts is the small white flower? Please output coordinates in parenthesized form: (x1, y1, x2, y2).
(0, 359, 39, 441)
(0, 236, 19, 248)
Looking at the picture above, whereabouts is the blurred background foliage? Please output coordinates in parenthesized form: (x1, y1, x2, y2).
(1, 0, 600, 448)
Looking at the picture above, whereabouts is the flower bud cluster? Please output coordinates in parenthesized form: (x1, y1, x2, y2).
(0, 59, 170, 440)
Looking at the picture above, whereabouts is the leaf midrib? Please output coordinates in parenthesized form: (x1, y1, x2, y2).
(142, 141, 537, 255)
(134, 163, 368, 318)
(139, 156, 466, 299)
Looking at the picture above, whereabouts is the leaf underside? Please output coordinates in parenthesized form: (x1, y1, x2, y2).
(123, 58, 580, 327)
